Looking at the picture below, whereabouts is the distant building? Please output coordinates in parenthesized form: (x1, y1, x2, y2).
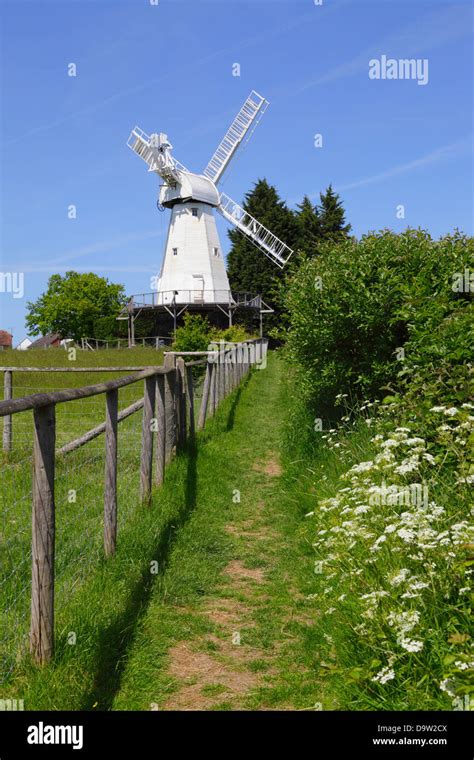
(28, 333, 62, 349)
(0, 331, 13, 350)
(16, 337, 33, 351)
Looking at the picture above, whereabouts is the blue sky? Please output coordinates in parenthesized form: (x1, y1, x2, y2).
(0, 0, 472, 342)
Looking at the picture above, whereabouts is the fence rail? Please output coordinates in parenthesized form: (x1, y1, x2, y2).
(0, 339, 267, 669)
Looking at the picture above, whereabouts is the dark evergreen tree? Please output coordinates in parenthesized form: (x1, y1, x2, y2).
(226, 180, 298, 325)
(295, 195, 321, 255)
(317, 184, 351, 242)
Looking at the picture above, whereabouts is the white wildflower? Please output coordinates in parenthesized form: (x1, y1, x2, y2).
(372, 666, 395, 684)
(439, 678, 456, 697)
(354, 505, 371, 515)
(382, 439, 400, 448)
(350, 461, 374, 473)
(397, 528, 416, 543)
(400, 637, 424, 653)
(389, 568, 411, 586)
(387, 610, 420, 633)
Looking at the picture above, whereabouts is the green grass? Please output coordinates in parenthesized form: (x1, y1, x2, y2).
(1, 352, 328, 711)
(0, 347, 165, 690)
(4, 348, 464, 711)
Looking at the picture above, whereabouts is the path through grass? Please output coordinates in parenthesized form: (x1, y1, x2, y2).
(110, 352, 325, 710)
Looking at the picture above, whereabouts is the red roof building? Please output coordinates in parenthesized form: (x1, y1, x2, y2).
(0, 331, 13, 349)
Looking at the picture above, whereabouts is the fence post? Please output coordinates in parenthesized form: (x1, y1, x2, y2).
(176, 357, 187, 446)
(164, 355, 176, 463)
(209, 356, 217, 416)
(198, 361, 212, 430)
(214, 358, 220, 410)
(224, 349, 229, 397)
(185, 365, 195, 438)
(236, 344, 242, 385)
(30, 403, 56, 664)
(218, 349, 225, 403)
(140, 375, 156, 504)
(3, 370, 12, 452)
(104, 389, 118, 557)
(234, 345, 239, 388)
(155, 374, 166, 485)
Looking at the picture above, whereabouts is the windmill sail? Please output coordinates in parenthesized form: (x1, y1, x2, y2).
(217, 192, 293, 269)
(203, 91, 269, 185)
(127, 126, 188, 185)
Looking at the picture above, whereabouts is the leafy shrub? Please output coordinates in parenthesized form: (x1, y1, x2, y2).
(172, 313, 213, 352)
(172, 314, 254, 352)
(284, 229, 473, 420)
(283, 228, 473, 709)
(212, 324, 253, 343)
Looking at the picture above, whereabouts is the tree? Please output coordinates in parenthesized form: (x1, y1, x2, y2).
(26, 271, 127, 341)
(295, 195, 322, 255)
(317, 184, 351, 242)
(226, 179, 298, 327)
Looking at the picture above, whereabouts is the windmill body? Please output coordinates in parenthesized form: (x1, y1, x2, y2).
(127, 91, 293, 308)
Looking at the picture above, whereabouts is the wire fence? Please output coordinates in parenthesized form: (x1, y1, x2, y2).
(0, 340, 267, 681)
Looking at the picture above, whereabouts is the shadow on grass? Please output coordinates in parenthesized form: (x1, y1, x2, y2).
(81, 437, 198, 711)
(225, 371, 252, 432)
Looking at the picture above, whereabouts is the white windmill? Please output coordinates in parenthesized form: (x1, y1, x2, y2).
(127, 91, 293, 308)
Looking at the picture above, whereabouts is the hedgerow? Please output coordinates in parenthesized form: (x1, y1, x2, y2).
(283, 229, 473, 709)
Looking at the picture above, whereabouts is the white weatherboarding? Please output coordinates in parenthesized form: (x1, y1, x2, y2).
(127, 91, 293, 305)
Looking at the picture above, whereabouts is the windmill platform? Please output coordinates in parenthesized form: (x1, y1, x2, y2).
(122, 290, 272, 346)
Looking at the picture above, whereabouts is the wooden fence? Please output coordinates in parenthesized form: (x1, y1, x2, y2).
(0, 339, 267, 665)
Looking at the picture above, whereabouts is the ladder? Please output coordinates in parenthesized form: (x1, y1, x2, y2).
(203, 91, 269, 185)
(217, 193, 293, 269)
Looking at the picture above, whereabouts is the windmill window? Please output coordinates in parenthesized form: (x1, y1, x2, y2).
(172, 247, 178, 256)
(191, 208, 198, 217)
(213, 247, 219, 257)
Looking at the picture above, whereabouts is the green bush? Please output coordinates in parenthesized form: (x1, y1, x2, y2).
(172, 314, 256, 353)
(283, 228, 473, 709)
(172, 313, 213, 353)
(284, 229, 473, 419)
(212, 324, 253, 343)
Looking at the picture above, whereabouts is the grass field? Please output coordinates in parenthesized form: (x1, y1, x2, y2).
(0, 347, 166, 690)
